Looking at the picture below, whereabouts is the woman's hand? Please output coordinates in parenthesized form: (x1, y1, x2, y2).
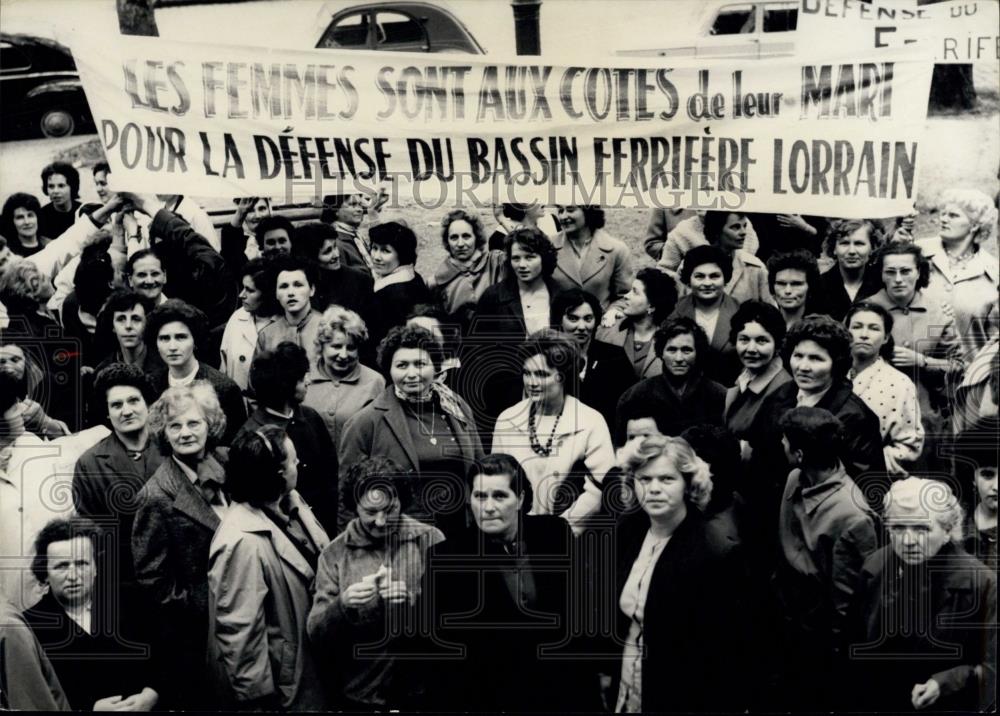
(884, 451, 908, 477)
(601, 308, 623, 328)
(93, 695, 124, 711)
(378, 579, 410, 605)
(231, 197, 257, 227)
(341, 580, 378, 607)
(911, 679, 940, 710)
(776, 214, 816, 235)
(114, 688, 159, 711)
(891, 346, 925, 369)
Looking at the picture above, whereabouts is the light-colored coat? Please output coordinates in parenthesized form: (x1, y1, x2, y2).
(550, 229, 634, 309)
(208, 495, 330, 710)
(219, 307, 272, 391)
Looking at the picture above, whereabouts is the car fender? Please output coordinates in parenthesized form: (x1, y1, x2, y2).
(24, 78, 84, 102)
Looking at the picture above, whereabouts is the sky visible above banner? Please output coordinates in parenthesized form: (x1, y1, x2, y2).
(72, 34, 935, 216)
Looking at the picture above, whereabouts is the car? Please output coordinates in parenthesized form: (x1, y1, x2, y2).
(315, 1, 484, 53)
(616, 1, 799, 60)
(0, 33, 93, 140)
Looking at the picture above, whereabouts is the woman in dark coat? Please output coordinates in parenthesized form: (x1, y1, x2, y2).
(427, 453, 601, 712)
(551, 288, 635, 430)
(848, 478, 996, 712)
(145, 299, 247, 444)
(608, 435, 747, 713)
(818, 219, 883, 322)
(364, 221, 432, 348)
(337, 324, 483, 535)
(670, 245, 742, 386)
(469, 227, 560, 443)
(615, 316, 727, 445)
(130, 381, 230, 709)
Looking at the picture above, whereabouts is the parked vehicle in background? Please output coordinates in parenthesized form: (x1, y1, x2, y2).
(316, 1, 484, 53)
(0, 33, 93, 140)
(616, 1, 799, 60)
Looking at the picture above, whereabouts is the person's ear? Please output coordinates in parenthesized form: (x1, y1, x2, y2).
(516, 491, 525, 511)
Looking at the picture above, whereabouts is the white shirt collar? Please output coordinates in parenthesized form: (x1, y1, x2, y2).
(168, 363, 200, 387)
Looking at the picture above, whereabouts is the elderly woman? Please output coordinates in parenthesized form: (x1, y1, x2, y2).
(766, 250, 826, 329)
(1, 193, 49, 257)
(131, 381, 229, 709)
(819, 219, 884, 321)
(552, 204, 633, 310)
(492, 329, 616, 534)
(551, 288, 635, 429)
(428, 453, 599, 712)
(208, 426, 329, 711)
(616, 317, 727, 445)
(916, 188, 999, 347)
(365, 220, 432, 347)
(725, 300, 792, 440)
(338, 324, 483, 534)
(597, 267, 679, 380)
(146, 299, 247, 443)
(846, 301, 924, 475)
(219, 257, 275, 392)
(698, 211, 771, 303)
(430, 209, 506, 321)
(849, 477, 996, 712)
(307, 457, 443, 710)
(303, 305, 385, 450)
(609, 435, 746, 713)
(671, 245, 742, 385)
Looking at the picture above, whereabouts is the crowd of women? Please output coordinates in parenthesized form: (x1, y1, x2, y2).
(0, 160, 996, 712)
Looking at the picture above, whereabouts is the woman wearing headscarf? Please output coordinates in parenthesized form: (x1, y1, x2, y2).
(337, 324, 483, 535)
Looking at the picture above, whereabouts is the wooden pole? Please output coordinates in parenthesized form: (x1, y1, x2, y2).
(511, 0, 541, 55)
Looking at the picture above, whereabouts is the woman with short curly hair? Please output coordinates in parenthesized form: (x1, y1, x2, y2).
(608, 434, 746, 713)
(429, 209, 506, 321)
(916, 188, 999, 351)
(819, 218, 884, 321)
(746, 314, 886, 500)
(303, 305, 385, 450)
(337, 324, 483, 535)
(131, 379, 231, 709)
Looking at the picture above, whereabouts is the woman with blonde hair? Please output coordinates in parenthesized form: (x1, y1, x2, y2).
(131, 380, 229, 709)
(606, 435, 746, 713)
(303, 304, 385, 449)
(916, 189, 999, 347)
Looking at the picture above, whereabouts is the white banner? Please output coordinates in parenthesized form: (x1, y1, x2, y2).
(72, 34, 935, 216)
(799, 0, 1000, 64)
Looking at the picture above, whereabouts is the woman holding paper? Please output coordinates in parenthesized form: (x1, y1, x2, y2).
(307, 456, 444, 711)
